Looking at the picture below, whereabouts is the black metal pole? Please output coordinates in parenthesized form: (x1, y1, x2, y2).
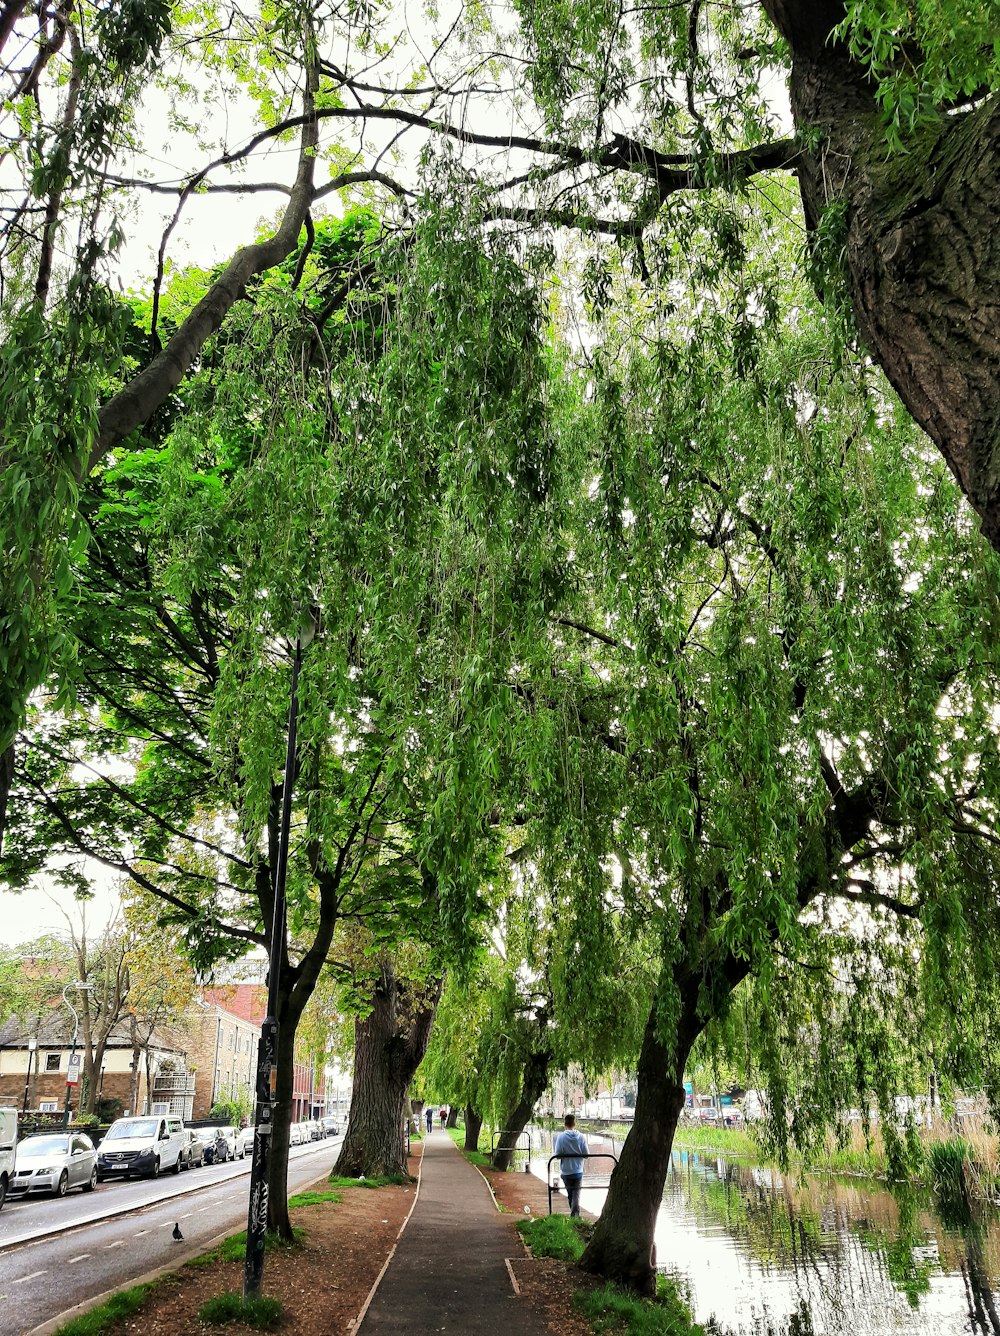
(244, 635, 304, 1301)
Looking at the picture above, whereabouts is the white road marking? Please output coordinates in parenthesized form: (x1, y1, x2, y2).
(179, 1212, 192, 1219)
(104, 1240, 125, 1249)
(68, 1254, 91, 1264)
(13, 1271, 47, 1284)
(135, 1229, 149, 1236)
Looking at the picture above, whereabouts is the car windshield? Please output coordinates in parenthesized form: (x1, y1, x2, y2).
(18, 1136, 70, 1156)
(105, 1119, 158, 1140)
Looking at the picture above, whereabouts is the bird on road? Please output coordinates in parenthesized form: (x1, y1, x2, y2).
(172, 1223, 184, 1242)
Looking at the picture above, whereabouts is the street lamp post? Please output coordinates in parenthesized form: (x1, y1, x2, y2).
(62, 981, 93, 1128)
(244, 615, 315, 1301)
(22, 1036, 36, 1116)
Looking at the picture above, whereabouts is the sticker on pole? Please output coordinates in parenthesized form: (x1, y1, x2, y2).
(66, 1053, 82, 1086)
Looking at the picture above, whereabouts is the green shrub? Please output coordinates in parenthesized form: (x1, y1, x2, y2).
(518, 1214, 589, 1261)
(198, 1292, 283, 1330)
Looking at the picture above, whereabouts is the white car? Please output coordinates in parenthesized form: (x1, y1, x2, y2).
(0, 1108, 16, 1210)
(97, 1115, 186, 1180)
(235, 1126, 255, 1158)
(10, 1133, 98, 1197)
(289, 1122, 303, 1146)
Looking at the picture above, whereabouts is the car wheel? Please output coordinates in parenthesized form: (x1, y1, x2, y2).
(150, 1157, 160, 1179)
(0, 1176, 6, 1212)
(83, 1167, 97, 1193)
(171, 1154, 181, 1175)
(55, 1171, 69, 1198)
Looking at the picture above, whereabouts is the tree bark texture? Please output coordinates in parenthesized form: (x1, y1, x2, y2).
(334, 965, 441, 1179)
(491, 1046, 551, 1172)
(579, 988, 695, 1296)
(446, 1104, 459, 1129)
(463, 1105, 483, 1153)
(761, 0, 1000, 552)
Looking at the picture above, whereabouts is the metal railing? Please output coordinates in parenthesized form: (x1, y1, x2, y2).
(547, 1151, 619, 1215)
(490, 1129, 531, 1168)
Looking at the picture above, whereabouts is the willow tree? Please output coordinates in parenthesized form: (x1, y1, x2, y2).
(6, 1, 1000, 856)
(490, 220, 1000, 1290)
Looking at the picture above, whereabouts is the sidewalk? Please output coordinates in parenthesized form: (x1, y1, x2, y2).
(357, 1130, 550, 1334)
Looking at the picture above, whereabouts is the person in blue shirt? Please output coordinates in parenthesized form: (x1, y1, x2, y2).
(553, 1113, 589, 1217)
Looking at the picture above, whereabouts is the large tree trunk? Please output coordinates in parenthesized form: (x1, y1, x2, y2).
(446, 1104, 458, 1129)
(491, 1047, 550, 1172)
(334, 964, 441, 1179)
(761, 0, 1000, 551)
(463, 1105, 482, 1153)
(578, 986, 696, 1296)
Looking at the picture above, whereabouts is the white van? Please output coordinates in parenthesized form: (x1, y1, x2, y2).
(0, 1107, 16, 1210)
(96, 1114, 185, 1180)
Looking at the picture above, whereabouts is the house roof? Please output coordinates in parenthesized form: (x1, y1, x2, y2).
(0, 1012, 175, 1051)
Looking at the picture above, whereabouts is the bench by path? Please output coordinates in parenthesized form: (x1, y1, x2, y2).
(357, 1130, 549, 1334)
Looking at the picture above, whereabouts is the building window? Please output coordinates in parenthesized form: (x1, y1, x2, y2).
(45, 1053, 61, 1072)
(39, 1100, 58, 1112)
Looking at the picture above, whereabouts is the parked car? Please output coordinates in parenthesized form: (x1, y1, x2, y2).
(0, 1107, 16, 1210)
(202, 1125, 238, 1163)
(97, 1115, 185, 1180)
(289, 1122, 303, 1146)
(10, 1133, 97, 1197)
(180, 1129, 206, 1169)
(321, 1116, 339, 1138)
(308, 1121, 324, 1142)
(235, 1126, 255, 1159)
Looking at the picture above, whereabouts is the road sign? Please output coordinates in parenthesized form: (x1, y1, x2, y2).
(66, 1052, 82, 1086)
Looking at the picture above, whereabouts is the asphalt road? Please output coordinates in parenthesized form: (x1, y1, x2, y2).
(0, 1137, 340, 1336)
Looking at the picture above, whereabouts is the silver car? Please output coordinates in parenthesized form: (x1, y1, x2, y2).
(10, 1133, 98, 1197)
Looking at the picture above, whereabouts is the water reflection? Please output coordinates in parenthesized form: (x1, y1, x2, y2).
(530, 1127, 1000, 1334)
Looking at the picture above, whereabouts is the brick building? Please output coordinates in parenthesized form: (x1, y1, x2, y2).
(0, 984, 329, 1123)
(0, 1014, 185, 1119)
(201, 982, 323, 1120)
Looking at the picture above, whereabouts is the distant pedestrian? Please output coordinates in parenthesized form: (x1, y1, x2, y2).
(439, 1106, 447, 1128)
(554, 1113, 588, 1217)
(426, 1107, 433, 1133)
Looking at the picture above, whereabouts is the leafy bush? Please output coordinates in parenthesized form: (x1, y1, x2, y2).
(198, 1292, 283, 1330)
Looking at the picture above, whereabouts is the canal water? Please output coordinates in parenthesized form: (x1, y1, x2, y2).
(526, 1128, 1000, 1335)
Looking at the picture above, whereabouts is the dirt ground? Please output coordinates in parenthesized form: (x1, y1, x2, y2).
(65, 1141, 596, 1336)
(82, 1154, 420, 1336)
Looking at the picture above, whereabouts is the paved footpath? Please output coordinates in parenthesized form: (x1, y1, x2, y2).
(358, 1130, 549, 1334)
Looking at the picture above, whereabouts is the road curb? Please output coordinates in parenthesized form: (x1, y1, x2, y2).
(23, 1163, 335, 1336)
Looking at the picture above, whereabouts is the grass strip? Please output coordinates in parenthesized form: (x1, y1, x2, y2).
(198, 1291, 283, 1330)
(186, 1227, 304, 1268)
(288, 1188, 343, 1207)
(518, 1213, 589, 1261)
(327, 1172, 410, 1189)
(446, 1126, 492, 1167)
(575, 1278, 707, 1336)
(53, 1285, 155, 1336)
